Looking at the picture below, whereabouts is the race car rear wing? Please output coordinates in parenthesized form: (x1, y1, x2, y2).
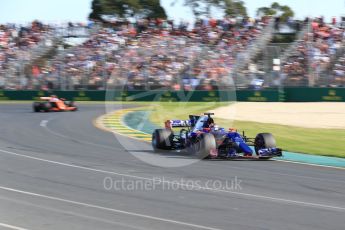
(165, 120, 191, 129)
(164, 114, 207, 129)
(39, 97, 52, 101)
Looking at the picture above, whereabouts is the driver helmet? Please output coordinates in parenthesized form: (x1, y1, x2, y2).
(207, 118, 215, 127)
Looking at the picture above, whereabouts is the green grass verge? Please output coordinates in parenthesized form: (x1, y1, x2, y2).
(146, 102, 345, 158)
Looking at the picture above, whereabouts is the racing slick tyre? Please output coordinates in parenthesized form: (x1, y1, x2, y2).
(152, 129, 173, 151)
(33, 102, 42, 112)
(254, 133, 276, 155)
(42, 102, 52, 112)
(65, 101, 75, 107)
(188, 133, 216, 159)
(66, 101, 78, 111)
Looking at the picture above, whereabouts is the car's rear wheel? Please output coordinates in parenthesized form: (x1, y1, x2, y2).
(254, 133, 276, 155)
(33, 102, 42, 112)
(188, 133, 216, 159)
(152, 129, 173, 152)
(42, 102, 52, 112)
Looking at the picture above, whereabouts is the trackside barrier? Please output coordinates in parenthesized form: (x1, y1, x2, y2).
(0, 88, 344, 102)
(284, 88, 345, 102)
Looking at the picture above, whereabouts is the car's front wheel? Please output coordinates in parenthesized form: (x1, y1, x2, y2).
(254, 133, 276, 155)
(65, 101, 75, 107)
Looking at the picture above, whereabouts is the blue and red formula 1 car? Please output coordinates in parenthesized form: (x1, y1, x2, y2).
(152, 113, 282, 159)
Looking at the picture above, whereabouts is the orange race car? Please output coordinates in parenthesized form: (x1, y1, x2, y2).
(33, 95, 78, 112)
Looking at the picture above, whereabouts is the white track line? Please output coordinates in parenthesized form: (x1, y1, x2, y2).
(39, 120, 48, 127)
(0, 148, 344, 212)
(39, 119, 121, 151)
(0, 195, 156, 230)
(0, 223, 28, 230)
(0, 186, 221, 230)
(275, 159, 345, 170)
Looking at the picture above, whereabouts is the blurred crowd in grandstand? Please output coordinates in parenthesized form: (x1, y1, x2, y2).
(0, 16, 344, 90)
(61, 17, 269, 90)
(281, 17, 345, 86)
(0, 21, 54, 89)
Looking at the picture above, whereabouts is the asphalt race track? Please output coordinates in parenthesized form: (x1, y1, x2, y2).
(0, 103, 344, 230)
